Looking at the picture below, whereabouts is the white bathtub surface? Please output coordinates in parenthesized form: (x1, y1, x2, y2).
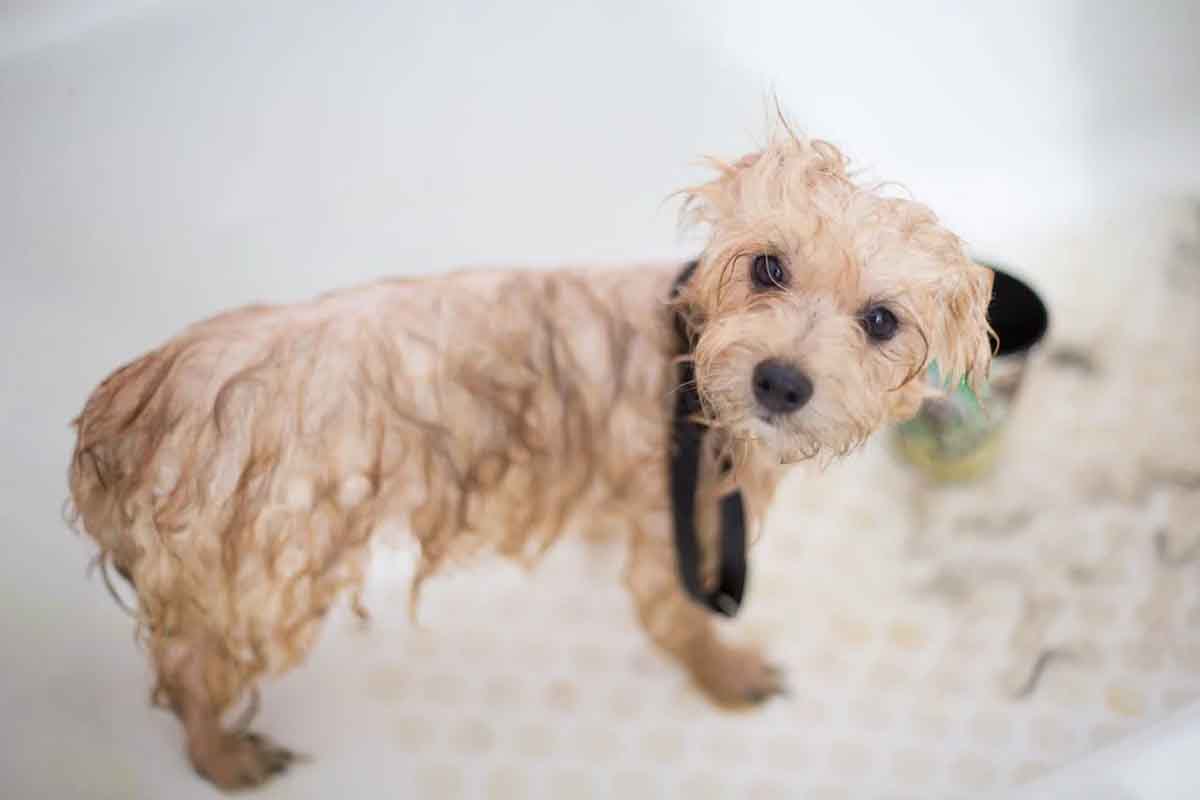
(3, 3, 1199, 798)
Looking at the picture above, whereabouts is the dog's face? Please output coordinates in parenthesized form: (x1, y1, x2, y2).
(676, 137, 993, 464)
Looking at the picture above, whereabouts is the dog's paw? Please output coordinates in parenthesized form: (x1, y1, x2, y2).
(190, 730, 299, 790)
(688, 641, 787, 709)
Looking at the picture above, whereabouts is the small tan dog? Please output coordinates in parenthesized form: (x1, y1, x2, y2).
(69, 130, 992, 789)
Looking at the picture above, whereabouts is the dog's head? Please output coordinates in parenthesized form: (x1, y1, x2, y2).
(674, 134, 993, 464)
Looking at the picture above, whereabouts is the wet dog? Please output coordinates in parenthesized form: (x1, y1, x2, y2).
(68, 129, 992, 789)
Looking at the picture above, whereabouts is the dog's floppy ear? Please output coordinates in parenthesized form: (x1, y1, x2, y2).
(925, 260, 994, 394)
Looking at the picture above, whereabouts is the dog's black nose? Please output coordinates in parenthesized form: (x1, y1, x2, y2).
(752, 359, 812, 414)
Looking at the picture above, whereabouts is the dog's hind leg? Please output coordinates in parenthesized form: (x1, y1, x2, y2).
(624, 524, 785, 708)
(153, 633, 295, 790)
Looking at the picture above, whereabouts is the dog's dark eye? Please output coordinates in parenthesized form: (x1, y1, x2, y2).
(750, 254, 787, 289)
(860, 306, 898, 341)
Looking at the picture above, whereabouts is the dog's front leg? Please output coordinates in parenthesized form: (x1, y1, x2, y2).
(624, 523, 785, 708)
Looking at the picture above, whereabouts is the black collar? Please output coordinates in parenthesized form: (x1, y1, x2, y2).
(669, 261, 748, 617)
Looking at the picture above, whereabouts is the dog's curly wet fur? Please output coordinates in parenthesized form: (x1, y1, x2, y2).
(67, 129, 992, 789)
